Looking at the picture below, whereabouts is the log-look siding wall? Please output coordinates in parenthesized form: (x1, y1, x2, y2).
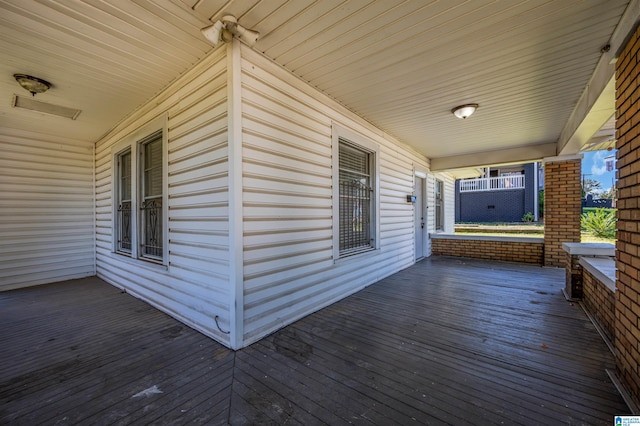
(239, 46, 440, 345)
(95, 50, 232, 345)
(0, 129, 95, 291)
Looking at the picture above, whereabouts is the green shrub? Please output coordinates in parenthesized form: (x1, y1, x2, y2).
(581, 209, 616, 238)
(521, 212, 535, 222)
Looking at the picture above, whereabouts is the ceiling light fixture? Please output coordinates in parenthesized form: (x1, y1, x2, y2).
(14, 74, 51, 96)
(201, 15, 260, 47)
(452, 103, 478, 119)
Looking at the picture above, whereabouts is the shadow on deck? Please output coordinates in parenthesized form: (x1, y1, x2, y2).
(0, 256, 630, 425)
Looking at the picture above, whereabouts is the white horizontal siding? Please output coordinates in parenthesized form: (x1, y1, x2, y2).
(94, 49, 232, 345)
(240, 45, 430, 345)
(0, 129, 94, 290)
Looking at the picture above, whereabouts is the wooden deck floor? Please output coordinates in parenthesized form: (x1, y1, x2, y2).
(0, 256, 629, 425)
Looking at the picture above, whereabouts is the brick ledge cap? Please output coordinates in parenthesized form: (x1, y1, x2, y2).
(562, 242, 615, 256)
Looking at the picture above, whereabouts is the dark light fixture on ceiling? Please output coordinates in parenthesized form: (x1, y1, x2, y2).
(452, 103, 479, 119)
(201, 15, 260, 47)
(13, 74, 51, 96)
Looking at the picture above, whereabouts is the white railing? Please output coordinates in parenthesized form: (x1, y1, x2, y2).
(459, 175, 525, 192)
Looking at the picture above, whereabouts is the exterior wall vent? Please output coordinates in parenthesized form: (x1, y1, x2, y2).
(11, 95, 81, 120)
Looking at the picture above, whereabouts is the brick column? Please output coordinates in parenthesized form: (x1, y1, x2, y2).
(565, 250, 583, 299)
(614, 24, 640, 408)
(543, 156, 582, 267)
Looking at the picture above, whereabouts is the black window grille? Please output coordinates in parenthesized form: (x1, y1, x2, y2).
(339, 140, 373, 256)
(141, 198, 162, 258)
(117, 201, 132, 252)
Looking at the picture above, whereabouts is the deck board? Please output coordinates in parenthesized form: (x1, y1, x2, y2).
(0, 256, 630, 425)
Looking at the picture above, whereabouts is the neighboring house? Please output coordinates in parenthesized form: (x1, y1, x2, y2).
(454, 163, 540, 223)
(583, 194, 613, 208)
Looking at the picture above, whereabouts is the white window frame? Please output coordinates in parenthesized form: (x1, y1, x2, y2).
(111, 116, 168, 266)
(332, 124, 380, 260)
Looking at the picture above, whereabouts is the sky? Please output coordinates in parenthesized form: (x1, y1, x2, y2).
(581, 149, 616, 193)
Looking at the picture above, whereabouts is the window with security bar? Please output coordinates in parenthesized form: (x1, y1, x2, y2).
(139, 132, 163, 260)
(116, 149, 132, 254)
(113, 128, 165, 265)
(338, 139, 374, 256)
(435, 179, 444, 231)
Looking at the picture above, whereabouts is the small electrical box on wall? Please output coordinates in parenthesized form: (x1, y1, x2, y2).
(406, 195, 416, 203)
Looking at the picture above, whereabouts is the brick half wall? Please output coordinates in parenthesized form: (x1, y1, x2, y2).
(581, 263, 616, 346)
(430, 235, 544, 265)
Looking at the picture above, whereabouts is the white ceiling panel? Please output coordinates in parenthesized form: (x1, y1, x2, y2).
(0, 0, 633, 165)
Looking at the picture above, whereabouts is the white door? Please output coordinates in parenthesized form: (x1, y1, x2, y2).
(414, 177, 425, 261)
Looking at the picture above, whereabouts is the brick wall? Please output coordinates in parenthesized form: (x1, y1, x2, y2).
(543, 158, 582, 267)
(582, 268, 616, 345)
(615, 24, 640, 407)
(431, 237, 543, 265)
